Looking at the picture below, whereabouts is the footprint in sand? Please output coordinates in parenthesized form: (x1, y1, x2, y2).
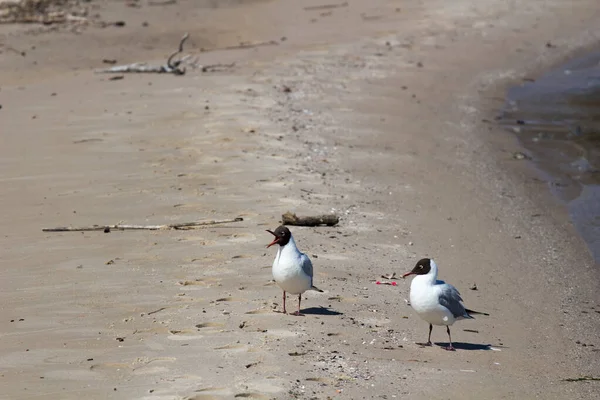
(44, 369, 100, 380)
(195, 322, 226, 334)
(172, 202, 209, 211)
(168, 328, 196, 335)
(264, 329, 299, 338)
(258, 180, 287, 189)
(221, 232, 256, 243)
(318, 253, 350, 261)
(90, 357, 176, 373)
(213, 343, 251, 352)
(306, 377, 335, 385)
(186, 386, 230, 400)
(231, 254, 254, 259)
(178, 277, 221, 287)
(89, 362, 131, 372)
(234, 393, 270, 399)
(196, 322, 226, 329)
(215, 296, 245, 302)
(244, 309, 273, 315)
(327, 295, 364, 303)
(185, 395, 221, 400)
(178, 236, 218, 246)
(166, 331, 204, 341)
(278, 197, 306, 207)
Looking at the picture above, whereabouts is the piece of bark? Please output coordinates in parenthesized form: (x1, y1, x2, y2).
(281, 212, 339, 227)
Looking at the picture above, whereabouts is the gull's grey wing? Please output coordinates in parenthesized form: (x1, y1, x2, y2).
(300, 253, 313, 279)
(437, 283, 471, 319)
(300, 253, 324, 292)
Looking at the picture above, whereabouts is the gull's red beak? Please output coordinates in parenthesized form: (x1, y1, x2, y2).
(266, 230, 279, 248)
(401, 271, 414, 279)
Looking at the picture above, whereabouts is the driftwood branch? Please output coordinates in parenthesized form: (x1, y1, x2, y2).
(96, 63, 178, 74)
(281, 212, 339, 227)
(95, 33, 190, 75)
(42, 217, 243, 232)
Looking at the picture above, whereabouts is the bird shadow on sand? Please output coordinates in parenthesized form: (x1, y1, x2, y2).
(433, 342, 505, 351)
(301, 306, 343, 316)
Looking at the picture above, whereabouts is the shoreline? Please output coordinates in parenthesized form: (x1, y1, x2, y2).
(1, 1, 599, 399)
(497, 47, 600, 263)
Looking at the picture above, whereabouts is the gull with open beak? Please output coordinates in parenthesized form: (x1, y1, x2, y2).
(266, 225, 323, 315)
(402, 258, 488, 351)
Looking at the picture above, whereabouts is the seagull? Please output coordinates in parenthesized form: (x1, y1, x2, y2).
(402, 258, 488, 351)
(266, 225, 323, 315)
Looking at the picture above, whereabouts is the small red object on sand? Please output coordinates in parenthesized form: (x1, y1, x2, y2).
(376, 281, 381, 285)
(391, 281, 397, 286)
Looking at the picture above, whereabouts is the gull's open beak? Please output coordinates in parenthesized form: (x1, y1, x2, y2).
(266, 230, 279, 248)
(401, 271, 414, 279)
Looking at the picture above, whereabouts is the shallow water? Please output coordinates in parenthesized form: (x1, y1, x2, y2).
(498, 51, 600, 262)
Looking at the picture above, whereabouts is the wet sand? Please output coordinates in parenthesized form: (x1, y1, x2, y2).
(1, 1, 600, 399)
(500, 50, 600, 262)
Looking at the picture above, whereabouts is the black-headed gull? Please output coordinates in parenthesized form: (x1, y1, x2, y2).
(402, 258, 488, 351)
(266, 225, 323, 316)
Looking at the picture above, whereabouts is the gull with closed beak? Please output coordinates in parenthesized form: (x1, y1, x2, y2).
(402, 258, 488, 350)
(266, 225, 323, 316)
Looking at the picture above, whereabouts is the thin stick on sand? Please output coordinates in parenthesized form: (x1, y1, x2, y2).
(42, 217, 244, 232)
(303, 2, 349, 11)
(199, 40, 279, 54)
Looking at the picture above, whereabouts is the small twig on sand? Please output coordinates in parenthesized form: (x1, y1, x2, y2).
(166, 32, 189, 71)
(146, 307, 167, 316)
(42, 217, 244, 232)
(562, 376, 600, 382)
(381, 272, 398, 280)
(96, 33, 190, 75)
(281, 211, 339, 227)
(200, 40, 279, 53)
(148, 0, 177, 5)
(304, 2, 348, 11)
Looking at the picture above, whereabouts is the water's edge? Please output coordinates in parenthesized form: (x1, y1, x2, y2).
(499, 50, 600, 262)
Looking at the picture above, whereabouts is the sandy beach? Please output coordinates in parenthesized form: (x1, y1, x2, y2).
(1, 0, 600, 399)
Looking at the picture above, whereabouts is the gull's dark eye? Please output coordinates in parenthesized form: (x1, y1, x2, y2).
(419, 265, 423, 269)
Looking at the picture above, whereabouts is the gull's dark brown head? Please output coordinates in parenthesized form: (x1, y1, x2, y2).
(266, 225, 292, 248)
(402, 258, 432, 278)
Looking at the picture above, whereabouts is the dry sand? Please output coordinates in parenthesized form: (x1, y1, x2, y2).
(1, 0, 600, 399)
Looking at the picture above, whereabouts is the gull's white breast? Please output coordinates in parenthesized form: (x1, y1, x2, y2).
(409, 276, 455, 326)
(272, 247, 312, 295)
